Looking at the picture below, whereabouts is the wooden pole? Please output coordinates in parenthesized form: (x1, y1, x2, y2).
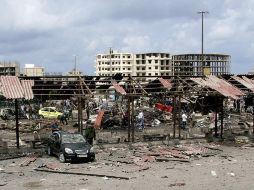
(15, 99, 19, 149)
(214, 97, 218, 137)
(178, 95, 182, 139)
(173, 96, 176, 138)
(131, 97, 135, 142)
(127, 96, 131, 142)
(253, 97, 254, 134)
(80, 98, 83, 135)
(77, 97, 81, 133)
(220, 98, 224, 139)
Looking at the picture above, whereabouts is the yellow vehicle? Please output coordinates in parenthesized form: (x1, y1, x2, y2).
(38, 107, 63, 119)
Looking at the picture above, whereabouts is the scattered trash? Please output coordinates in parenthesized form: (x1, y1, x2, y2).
(211, 170, 217, 177)
(227, 172, 235, 177)
(169, 182, 185, 187)
(0, 183, 7, 186)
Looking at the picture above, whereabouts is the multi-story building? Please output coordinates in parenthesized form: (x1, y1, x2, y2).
(0, 61, 20, 76)
(24, 64, 44, 76)
(134, 53, 171, 81)
(172, 54, 230, 76)
(96, 50, 134, 77)
(95, 50, 172, 81)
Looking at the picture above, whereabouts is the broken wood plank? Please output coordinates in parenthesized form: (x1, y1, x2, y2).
(34, 168, 130, 180)
(155, 157, 190, 162)
(123, 165, 150, 173)
(203, 146, 223, 152)
(20, 156, 37, 167)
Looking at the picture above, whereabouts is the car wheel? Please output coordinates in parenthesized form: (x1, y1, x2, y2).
(89, 156, 95, 162)
(47, 146, 52, 156)
(59, 153, 66, 163)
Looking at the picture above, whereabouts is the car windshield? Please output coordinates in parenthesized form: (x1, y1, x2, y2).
(62, 134, 86, 144)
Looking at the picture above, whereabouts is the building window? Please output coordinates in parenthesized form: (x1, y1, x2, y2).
(161, 67, 164, 70)
(123, 56, 125, 58)
(155, 66, 158, 69)
(123, 68, 125, 70)
(148, 73, 151, 76)
(148, 60, 152, 64)
(155, 60, 158, 63)
(136, 60, 139, 64)
(148, 67, 151, 70)
(128, 62, 130, 65)
(137, 67, 140, 70)
(128, 68, 131, 70)
(127, 55, 131, 58)
(155, 73, 158, 76)
(142, 67, 145, 70)
(142, 73, 145, 76)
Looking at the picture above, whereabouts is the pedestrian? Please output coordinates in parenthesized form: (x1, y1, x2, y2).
(181, 112, 188, 129)
(60, 114, 68, 125)
(85, 122, 96, 145)
(51, 120, 59, 133)
(138, 110, 144, 130)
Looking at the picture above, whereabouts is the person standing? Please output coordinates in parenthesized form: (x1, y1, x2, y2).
(181, 112, 188, 129)
(85, 122, 96, 145)
(138, 110, 144, 130)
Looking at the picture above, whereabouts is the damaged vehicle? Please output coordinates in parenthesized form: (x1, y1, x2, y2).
(47, 131, 95, 163)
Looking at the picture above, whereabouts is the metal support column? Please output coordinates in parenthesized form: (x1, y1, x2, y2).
(15, 99, 19, 149)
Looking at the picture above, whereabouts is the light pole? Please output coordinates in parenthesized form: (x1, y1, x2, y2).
(198, 11, 209, 75)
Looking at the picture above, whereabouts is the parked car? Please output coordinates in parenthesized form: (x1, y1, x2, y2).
(47, 131, 95, 163)
(38, 107, 63, 119)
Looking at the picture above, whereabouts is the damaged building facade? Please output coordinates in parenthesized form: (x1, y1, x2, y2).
(172, 54, 231, 76)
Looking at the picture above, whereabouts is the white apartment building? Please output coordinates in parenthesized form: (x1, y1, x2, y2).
(95, 50, 172, 80)
(96, 50, 134, 77)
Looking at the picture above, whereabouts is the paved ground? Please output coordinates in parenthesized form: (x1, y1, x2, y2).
(1, 142, 254, 190)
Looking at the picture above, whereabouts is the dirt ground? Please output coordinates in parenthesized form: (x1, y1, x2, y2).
(1, 142, 254, 190)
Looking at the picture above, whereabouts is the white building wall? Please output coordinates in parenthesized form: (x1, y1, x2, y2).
(95, 50, 172, 80)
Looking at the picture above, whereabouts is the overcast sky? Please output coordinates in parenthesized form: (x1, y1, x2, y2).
(0, 0, 253, 74)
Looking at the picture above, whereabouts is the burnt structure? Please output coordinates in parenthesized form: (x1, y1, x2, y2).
(172, 54, 230, 76)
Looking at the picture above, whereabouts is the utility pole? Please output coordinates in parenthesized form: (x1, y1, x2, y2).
(198, 11, 209, 75)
